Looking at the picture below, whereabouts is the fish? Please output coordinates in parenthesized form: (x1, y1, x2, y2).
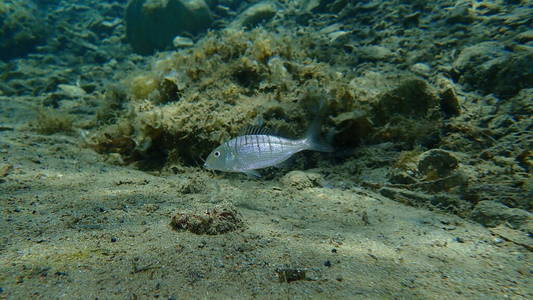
(204, 121, 333, 177)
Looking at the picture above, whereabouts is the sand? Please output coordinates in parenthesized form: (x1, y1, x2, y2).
(0, 100, 531, 299)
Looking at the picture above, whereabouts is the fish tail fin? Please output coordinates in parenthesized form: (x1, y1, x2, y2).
(303, 108, 334, 153)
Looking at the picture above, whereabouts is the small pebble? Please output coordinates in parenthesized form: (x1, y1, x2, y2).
(331, 248, 337, 253)
(493, 238, 504, 244)
(454, 237, 465, 243)
(324, 260, 332, 267)
(111, 237, 117, 243)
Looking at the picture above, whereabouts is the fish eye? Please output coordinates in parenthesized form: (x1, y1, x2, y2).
(214, 151, 220, 157)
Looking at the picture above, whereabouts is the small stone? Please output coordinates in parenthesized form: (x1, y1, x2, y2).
(359, 45, 393, 61)
(111, 237, 117, 243)
(172, 36, 194, 48)
(493, 238, 504, 244)
(57, 84, 87, 97)
(446, 4, 474, 24)
(324, 260, 332, 267)
(454, 237, 465, 243)
(229, 1, 277, 29)
(410, 63, 431, 77)
(418, 149, 459, 178)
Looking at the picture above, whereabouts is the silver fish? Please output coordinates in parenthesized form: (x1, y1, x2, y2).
(204, 124, 332, 177)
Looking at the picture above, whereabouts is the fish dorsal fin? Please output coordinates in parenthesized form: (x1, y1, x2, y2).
(240, 126, 275, 136)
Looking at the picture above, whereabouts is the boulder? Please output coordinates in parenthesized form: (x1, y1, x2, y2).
(472, 200, 532, 229)
(228, 1, 277, 29)
(0, 0, 48, 60)
(453, 41, 533, 98)
(126, 0, 213, 54)
(418, 149, 459, 178)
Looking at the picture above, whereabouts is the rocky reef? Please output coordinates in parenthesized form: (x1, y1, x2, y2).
(2, 0, 532, 242)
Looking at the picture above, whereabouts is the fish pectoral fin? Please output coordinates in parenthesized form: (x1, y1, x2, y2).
(243, 169, 261, 177)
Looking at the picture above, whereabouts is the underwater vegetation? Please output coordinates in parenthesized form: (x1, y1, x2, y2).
(87, 28, 451, 170)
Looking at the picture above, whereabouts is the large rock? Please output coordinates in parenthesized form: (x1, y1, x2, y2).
(228, 1, 277, 30)
(453, 42, 533, 98)
(0, 0, 48, 60)
(418, 149, 459, 178)
(472, 200, 532, 229)
(126, 0, 213, 55)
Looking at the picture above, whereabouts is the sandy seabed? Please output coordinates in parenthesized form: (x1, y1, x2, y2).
(0, 100, 531, 299)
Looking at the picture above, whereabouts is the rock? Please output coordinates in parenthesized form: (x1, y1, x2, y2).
(388, 169, 418, 184)
(126, 0, 213, 54)
(501, 88, 533, 120)
(490, 225, 533, 251)
(280, 171, 323, 190)
(437, 77, 461, 117)
(307, 0, 349, 14)
(358, 45, 394, 61)
(370, 78, 442, 147)
(472, 200, 532, 229)
(515, 30, 533, 43)
(418, 149, 459, 178)
(0, 0, 48, 60)
(330, 110, 373, 147)
(372, 79, 440, 124)
(57, 84, 87, 98)
(410, 63, 431, 77)
(0, 164, 13, 177)
(172, 35, 194, 48)
(170, 203, 243, 235)
(446, 2, 474, 24)
(453, 41, 533, 98)
(229, 1, 277, 29)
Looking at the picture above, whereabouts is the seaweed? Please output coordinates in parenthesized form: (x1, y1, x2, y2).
(31, 107, 74, 135)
